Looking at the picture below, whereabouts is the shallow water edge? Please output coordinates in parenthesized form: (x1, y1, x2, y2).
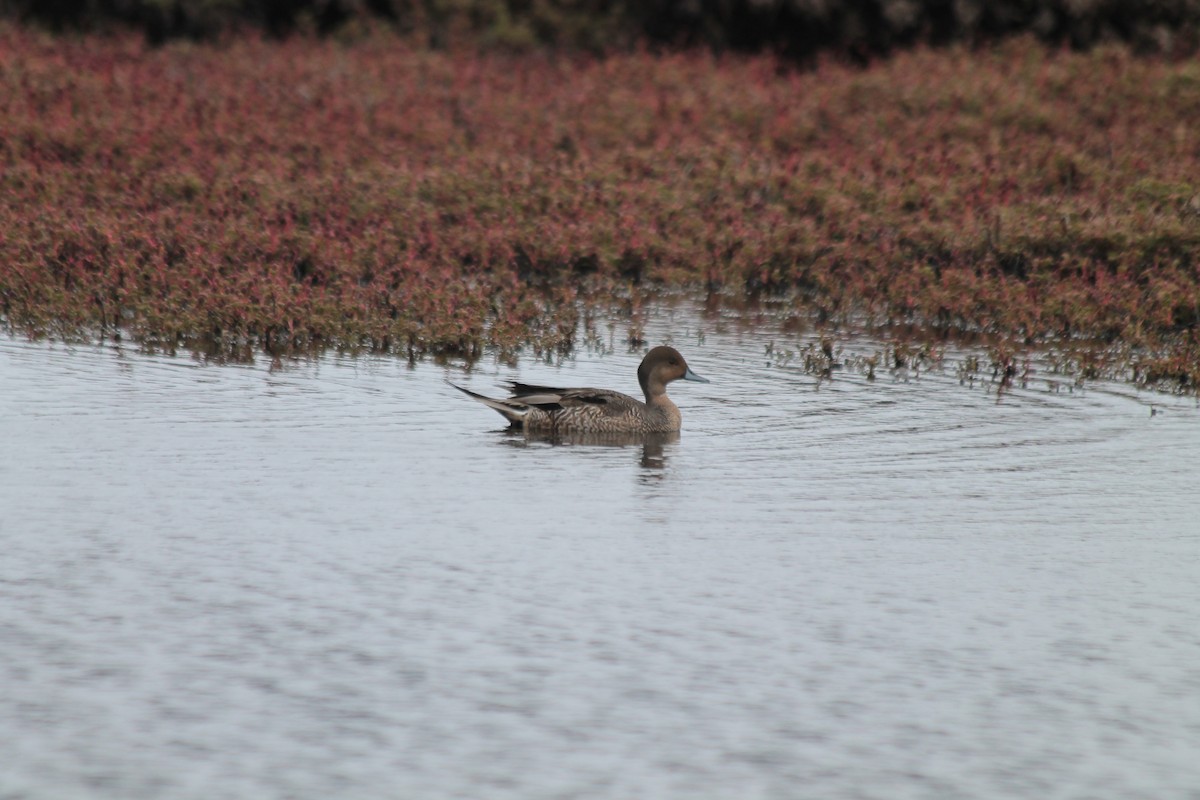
(5, 292, 1197, 398)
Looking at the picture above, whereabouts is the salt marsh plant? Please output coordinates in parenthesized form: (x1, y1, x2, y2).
(0, 28, 1198, 388)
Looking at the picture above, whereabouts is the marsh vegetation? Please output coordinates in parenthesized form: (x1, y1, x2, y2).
(0, 23, 1197, 389)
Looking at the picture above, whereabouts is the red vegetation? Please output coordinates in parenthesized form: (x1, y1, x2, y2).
(1, 28, 1198, 386)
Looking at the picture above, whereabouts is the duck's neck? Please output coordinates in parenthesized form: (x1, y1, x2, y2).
(640, 374, 664, 403)
(643, 386, 681, 429)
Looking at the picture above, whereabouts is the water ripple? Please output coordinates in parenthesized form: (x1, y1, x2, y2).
(2, 303, 1199, 800)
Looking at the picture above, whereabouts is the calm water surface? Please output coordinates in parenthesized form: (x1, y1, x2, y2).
(2, 301, 1199, 800)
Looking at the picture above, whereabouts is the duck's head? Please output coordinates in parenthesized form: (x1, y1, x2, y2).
(638, 346, 709, 398)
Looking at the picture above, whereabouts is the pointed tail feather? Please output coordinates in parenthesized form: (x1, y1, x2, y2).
(447, 381, 527, 427)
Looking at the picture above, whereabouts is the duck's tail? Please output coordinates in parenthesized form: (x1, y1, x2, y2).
(447, 381, 527, 428)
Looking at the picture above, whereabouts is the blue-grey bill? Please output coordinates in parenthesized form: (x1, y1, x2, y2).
(684, 367, 710, 383)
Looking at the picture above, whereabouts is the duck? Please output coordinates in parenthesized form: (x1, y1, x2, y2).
(450, 345, 709, 434)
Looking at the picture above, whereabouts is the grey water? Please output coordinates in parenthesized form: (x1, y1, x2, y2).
(2, 299, 1199, 800)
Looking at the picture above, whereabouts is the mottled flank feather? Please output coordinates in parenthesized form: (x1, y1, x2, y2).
(451, 346, 709, 434)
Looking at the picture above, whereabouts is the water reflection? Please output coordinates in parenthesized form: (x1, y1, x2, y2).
(495, 429, 678, 471)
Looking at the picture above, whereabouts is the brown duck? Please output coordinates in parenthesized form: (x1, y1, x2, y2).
(451, 345, 709, 434)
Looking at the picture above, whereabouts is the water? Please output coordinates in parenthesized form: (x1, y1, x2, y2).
(2, 300, 1199, 800)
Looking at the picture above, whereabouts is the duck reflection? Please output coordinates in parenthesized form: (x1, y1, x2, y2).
(496, 429, 678, 470)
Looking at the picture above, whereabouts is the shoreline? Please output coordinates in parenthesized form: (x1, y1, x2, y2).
(2, 29, 1197, 390)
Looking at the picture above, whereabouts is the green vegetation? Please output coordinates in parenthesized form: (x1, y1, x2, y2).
(1, 27, 1198, 388)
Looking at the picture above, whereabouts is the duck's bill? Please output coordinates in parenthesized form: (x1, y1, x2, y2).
(683, 367, 710, 383)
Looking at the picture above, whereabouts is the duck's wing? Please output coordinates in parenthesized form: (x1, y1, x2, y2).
(504, 383, 573, 409)
(507, 383, 641, 414)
